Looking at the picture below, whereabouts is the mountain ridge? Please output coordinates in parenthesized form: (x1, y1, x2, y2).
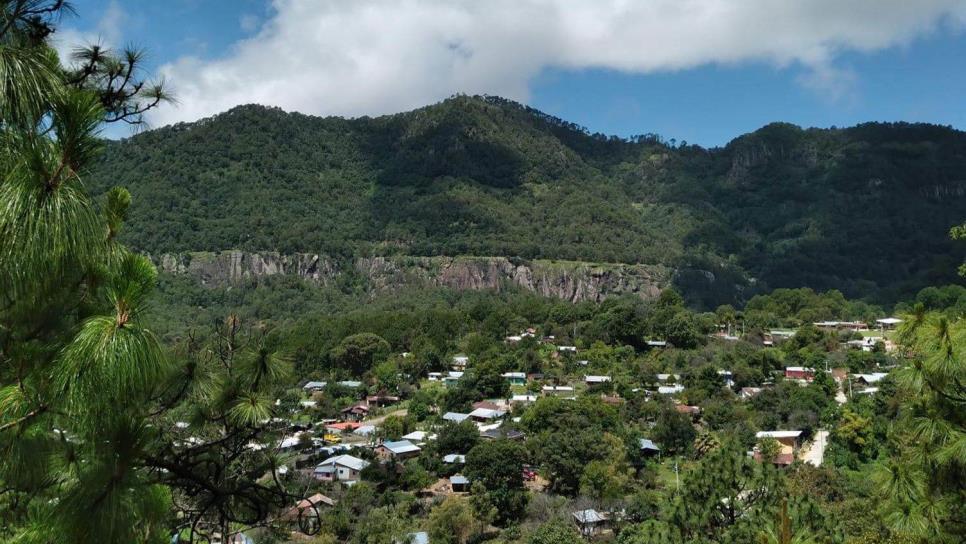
(88, 95, 966, 307)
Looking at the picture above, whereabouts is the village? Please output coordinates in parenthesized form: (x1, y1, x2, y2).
(189, 315, 905, 542)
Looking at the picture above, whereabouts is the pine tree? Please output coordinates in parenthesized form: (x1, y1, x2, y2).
(877, 294, 966, 543)
(1, 3, 299, 541)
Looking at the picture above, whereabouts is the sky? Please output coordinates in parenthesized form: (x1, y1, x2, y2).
(56, 0, 966, 147)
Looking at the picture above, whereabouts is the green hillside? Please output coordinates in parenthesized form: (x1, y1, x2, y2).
(87, 95, 966, 306)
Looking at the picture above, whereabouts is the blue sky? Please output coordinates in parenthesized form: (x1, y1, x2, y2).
(60, 0, 966, 147)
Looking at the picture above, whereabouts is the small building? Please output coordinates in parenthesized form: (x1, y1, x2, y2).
(655, 373, 680, 383)
(853, 373, 889, 387)
(657, 384, 685, 395)
(340, 403, 370, 421)
(573, 509, 609, 536)
(303, 381, 327, 392)
(402, 430, 434, 443)
(481, 428, 525, 441)
(639, 438, 661, 456)
(452, 355, 469, 370)
(542, 385, 575, 398)
(646, 340, 667, 348)
(325, 421, 361, 433)
(449, 474, 470, 493)
(675, 404, 701, 417)
(502, 372, 527, 386)
(557, 345, 578, 353)
(442, 454, 465, 464)
(718, 370, 734, 388)
(442, 412, 471, 423)
(375, 440, 422, 462)
(755, 430, 803, 465)
(443, 371, 464, 387)
(784, 367, 815, 382)
(739, 387, 763, 399)
(813, 321, 868, 331)
(469, 407, 506, 423)
(510, 394, 538, 405)
(845, 337, 883, 352)
(314, 455, 369, 482)
(367, 394, 400, 406)
(354, 425, 376, 438)
(338, 380, 363, 389)
(584, 375, 612, 386)
(281, 493, 336, 524)
(876, 317, 903, 330)
(427, 372, 443, 381)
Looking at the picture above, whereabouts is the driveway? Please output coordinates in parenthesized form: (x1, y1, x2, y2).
(800, 430, 829, 466)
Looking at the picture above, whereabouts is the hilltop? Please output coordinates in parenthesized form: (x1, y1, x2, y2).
(88, 96, 966, 307)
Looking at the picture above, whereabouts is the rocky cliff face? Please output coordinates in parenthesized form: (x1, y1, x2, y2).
(153, 251, 670, 302)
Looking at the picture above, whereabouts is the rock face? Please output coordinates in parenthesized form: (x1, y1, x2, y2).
(153, 251, 670, 302)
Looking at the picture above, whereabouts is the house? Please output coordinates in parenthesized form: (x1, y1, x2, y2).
(325, 421, 361, 433)
(452, 355, 469, 370)
(442, 454, 465, 464)
(718, 370, 735, 388)
(449, 474, 471, 493)
(281, 492, 336, 523)
(853, 372, 888, 384)
(675, 404, 701, 417)
(278, 432, 308, 450)
(573, 509, 609, 536)
(427, 372, 443, 381)
(314, 455, 369, 482)
(845, 337, 883, 352)
(469, 407, 506, 422)
(472, 400, 504, 411)
(443, 371, 464, 387)
(338, 380, 363, 389)
(481, 428, 525, 441)
(657, 384, 685, 395)
(542, 385, 575, 398)
(510, 394, 538, 405)
(502, 372, 527, 386)
(354, 425, 376, 438)
(639, 438, 661, 456)
(340, 403, 370, 421)
(584, 375, 612, 386)
(813, 321, 868, 331)
(442, 412, 470, 423)
(366, 394, 400, 407)
(303, 381, 327, 392)
(755, 430, 803, 465)
(876, 317, 903, 330)
(402, 430, 434, 443)
(646, 340, 667, 348)
(655, 373, 680, 383)
(557, 345, 578, 353)
(784, 367, 815, 382)
(375, 440, 422, 462)
(739, 387, 763, 399)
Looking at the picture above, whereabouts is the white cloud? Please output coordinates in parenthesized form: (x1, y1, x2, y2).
(52, 0, 125, 64)
(149, 0, 966, 126)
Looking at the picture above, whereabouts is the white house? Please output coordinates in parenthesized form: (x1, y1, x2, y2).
(314, 455, 369, 482)
(584, 375, 612, 385)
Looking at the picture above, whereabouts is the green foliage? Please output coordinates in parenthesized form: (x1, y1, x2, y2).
(526, 520, 582, 544)
(465, 439, 529, 524)
(85, 98, 966, 309)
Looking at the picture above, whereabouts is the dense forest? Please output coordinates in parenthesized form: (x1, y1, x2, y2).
(88, 96, 966, 307)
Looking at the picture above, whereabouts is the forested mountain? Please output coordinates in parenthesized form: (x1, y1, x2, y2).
(88, 95, 966, 306)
